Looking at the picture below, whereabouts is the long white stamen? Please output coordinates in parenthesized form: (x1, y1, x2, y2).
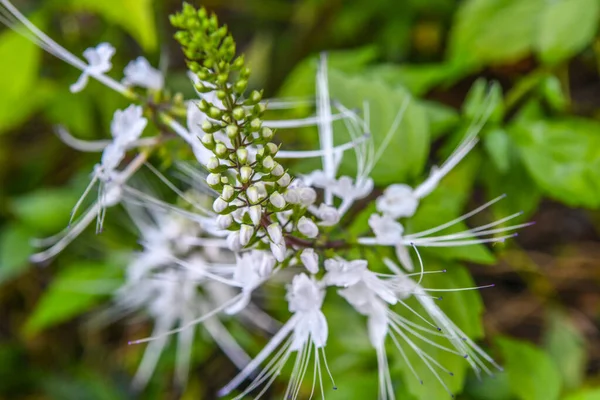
(55, 126, 159, 152)
(407, 234, 517, 247)
(129, 295, 242, 345)
(406, 194, 507, 239)
(219, 314, 300, 396)
(277, 133, 369, 159)
(316, 53, 335, 205)
(30, 203, 100, 263)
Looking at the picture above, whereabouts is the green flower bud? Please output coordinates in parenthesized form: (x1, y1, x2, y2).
(232, 107, 245, 121)
(261, 127, 273, 140)
(225, 124, 239, 138)
(237, 148, 248, 164)
(262, 156, 274, 171)
(234, 79, 248, 93)
(215, 143, 227, 158)
(201, 133, 215, 149)
(240, 166, 252, 183)
(207, 156, 219, 171)
(209, 107, 222, 119)
(222, 185, 235, 201)
(249, 118, 262, 132)
(266, 142, 278, 155)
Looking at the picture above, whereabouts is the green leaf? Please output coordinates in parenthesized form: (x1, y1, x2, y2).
(328, 68, 430, 185)
(449, 0, 546, 66)
(24, 261, 120, 336)
(484, 128, 511, 173)
(535, 0, 600, 65)
(509, 118, 600, 208)
(496, 337, 562, 400)
(408, 148, 495, 264)
(463, 79, 504, 124)
(420, 100, 460, 140)
(391, 263, 486, 399)
(277, 47, 379, 99)
(540, 75, 569, 111)
(563, 388, 600, 400)
(68, 0, 157, 51)
(11, 188, 79, 234)
(0, 224, 34, 284)
(0, 15, 45, 134)
(543, 310, 587, 391)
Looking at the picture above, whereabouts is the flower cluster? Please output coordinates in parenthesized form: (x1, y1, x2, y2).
(1, 1, 528, 399)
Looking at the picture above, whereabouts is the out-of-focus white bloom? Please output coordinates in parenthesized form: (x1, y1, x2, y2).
(315, 203, 339, 226)
(110, 105, 148, 147)
(300, 248, 319, 274)
(226, 250, 275, 315)
(324, 258, 396, 304)
(298, 216, 319, 238)
(270, 239, 287, 262)
(122, 57, 164, 90)
(219, 273, 333, 399)
(376, 184, 419, 219)
(70, 43, 115, 93)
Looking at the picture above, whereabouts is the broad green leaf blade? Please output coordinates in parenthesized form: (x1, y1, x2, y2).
(24, 261, 120, 336)
(543, 310, 587, 391)
(0, 224, 34, 284)
(449, 0, 546, 66)
(563, 388, 600, 400)
(535, 0, 600, 65)
(11, 188, 79, 234)
(510, 118, 600, 208)
(497, 337, 562, 400)
(0, 16, 44, 134)
(391, 263, 486, 399)
(484, 128, 511, 173)
(328, 68, 430, 185)
(68, 0, 157, 51)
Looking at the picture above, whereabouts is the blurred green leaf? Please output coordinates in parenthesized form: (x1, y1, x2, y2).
(540, 75, 569, 112)
(543, 310, 587, 391)
(449, 0, 545, 65)
(510, 118, 600, 208)
(497, 337, 562, 400)
(24, 261, 119, 336)
(463, 371, 513, 400)
(11, 188, 78, 234)
(535, 0, 599, 65)
(463, 79, 504, 124)
(68, 0, 157, 51)
(328, 68, 430, 184)
(484, 128, 511, 173)
(420, 100, 460, 140)
(0, 15, 45, 134)
(0, 224, 33, 284)
(563, 388, 600, 400)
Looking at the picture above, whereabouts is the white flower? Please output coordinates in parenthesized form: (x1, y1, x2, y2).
(122, 57, 164, 90)
(267, 223, 282, 243)
(298, 216, 319, 238)
(315, 203, 339, 226)
(212, 197, 228, 213)
(300, 248, 319, 274)
(368, 214, 404, 245)
(333, 176, 374, 202)
(70, 43, 115, 93)
(376, 184, 419, 219)
(269, 239, 287, 262)
(216, 214, 233, 229)
(226, 231, 241, 251)
(226, 251, 275, 315)
(298, 187, 317, 207)
(219, 273, 333, 399)
(269, 191, 286, 209)
(111, 105, 148, 147)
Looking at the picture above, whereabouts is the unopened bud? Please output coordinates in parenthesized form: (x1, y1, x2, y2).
(298, 217, 319, 238)
(215, 143, 227, 157)
(207, 156, 219, 171)
(240, 166, 252, 183)
(262, 156, 274, 171)
(247, 186, 259, 204)
(249, 118, 262, 131)
(266, 142, 278, 155)
(277, 173, 291, 188)
(226, 124, 239, 138)
(240, 224, 253, 246)
(271, 163, 284, 177)
(222, 185, 235, 201)
(269, 191, 286, 209)
(232, 107, 245, 120)
(237, 148, 248, 164)
(267, 223, 282, 243)
(201, 133, 214, 148)
(216, 214, 233, 229)
(207, 173, 221, 187)
(260, 127, 273, 140)
(300, 248, 319, 274)
(209, 107, 222, 119)
(212, 197, 228, 213)
(248, 205, 261, 226)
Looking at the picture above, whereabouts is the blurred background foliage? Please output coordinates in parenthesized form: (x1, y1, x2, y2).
(1, 0, 600, 399)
